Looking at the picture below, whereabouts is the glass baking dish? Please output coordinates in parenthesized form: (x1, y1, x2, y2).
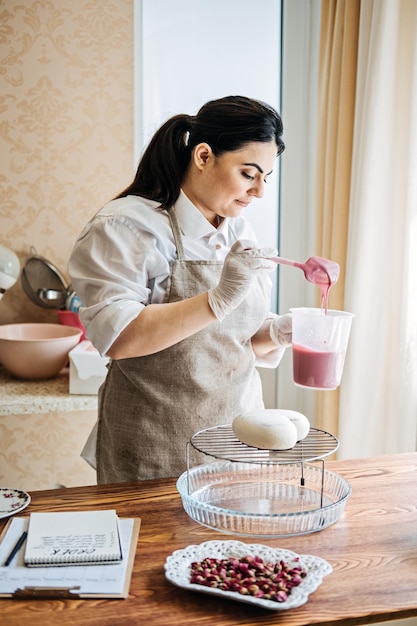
(177, 461, 351, 537)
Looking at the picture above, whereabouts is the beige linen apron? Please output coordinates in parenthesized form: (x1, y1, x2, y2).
(96, 208, 271, 483)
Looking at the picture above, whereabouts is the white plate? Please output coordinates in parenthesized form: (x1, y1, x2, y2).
(165, 540, 332, 611)
(0, 488, 31, 519)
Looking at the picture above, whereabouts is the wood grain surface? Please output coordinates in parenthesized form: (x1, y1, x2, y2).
(1, 452, 417, 626)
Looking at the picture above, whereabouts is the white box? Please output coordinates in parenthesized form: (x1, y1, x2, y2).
(69, 341, 110, 395)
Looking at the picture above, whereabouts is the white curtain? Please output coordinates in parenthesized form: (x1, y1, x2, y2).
(338, 0, 417, 457)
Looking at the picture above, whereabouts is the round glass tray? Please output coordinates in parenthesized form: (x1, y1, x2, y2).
(177, 461, 351, 537)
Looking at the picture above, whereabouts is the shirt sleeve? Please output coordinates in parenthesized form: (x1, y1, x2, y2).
(254, 346, 286, 368)
(68, 205, 173, 355)
(253, 312, 288, 368)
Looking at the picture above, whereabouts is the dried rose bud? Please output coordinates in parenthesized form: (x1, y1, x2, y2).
(189, 554, 307, 604)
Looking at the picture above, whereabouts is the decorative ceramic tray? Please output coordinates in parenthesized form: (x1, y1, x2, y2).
(177, 461, 351, 537)
(165, 540, 332, 611)
(0, 488, 30, 519)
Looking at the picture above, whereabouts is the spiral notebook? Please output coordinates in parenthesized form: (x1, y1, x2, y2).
(24, 510, 122, 567)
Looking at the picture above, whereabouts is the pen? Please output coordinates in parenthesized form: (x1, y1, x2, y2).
(4, 531, 27, 567)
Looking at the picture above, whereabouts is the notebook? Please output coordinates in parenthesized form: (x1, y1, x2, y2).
(24, 510, 122, 567)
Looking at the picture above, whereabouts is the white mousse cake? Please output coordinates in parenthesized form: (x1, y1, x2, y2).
(276, 409, 310, 441)
(232, 409, 298, 450)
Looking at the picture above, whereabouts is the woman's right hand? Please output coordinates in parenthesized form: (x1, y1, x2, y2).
(208, 240, 277, 321)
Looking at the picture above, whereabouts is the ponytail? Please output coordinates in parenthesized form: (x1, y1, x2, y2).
(115, 114, 193, 208)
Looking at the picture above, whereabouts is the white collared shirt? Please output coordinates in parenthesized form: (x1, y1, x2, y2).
(69, 191, 282, 366)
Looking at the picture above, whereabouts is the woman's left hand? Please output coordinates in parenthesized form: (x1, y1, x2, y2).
(269, 313, 292, 347)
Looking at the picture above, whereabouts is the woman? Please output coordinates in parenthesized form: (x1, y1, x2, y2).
(69, 95, 292, 483)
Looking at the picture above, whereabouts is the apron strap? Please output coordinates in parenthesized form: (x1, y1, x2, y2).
(167, 207, 185, 261)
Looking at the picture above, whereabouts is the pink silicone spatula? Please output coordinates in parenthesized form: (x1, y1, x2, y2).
(268, 255, 340, 286)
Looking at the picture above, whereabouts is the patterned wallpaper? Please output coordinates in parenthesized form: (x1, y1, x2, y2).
(0, 0, 134, 323)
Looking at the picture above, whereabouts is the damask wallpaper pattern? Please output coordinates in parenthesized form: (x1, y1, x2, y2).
(0, 0, 134, 323)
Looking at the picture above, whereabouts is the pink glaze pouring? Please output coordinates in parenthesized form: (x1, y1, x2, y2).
(268, 255, 340, 312)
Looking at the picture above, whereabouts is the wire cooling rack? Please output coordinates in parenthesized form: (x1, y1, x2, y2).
(187, 425, 338, 465)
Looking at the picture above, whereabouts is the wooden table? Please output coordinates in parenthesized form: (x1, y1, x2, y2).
(1, 452, 417, 625)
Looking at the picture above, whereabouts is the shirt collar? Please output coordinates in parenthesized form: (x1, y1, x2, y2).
(174, 190, 229, 241)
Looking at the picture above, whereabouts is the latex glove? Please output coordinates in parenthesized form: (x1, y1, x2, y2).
(269, 313, 292, 347)
(208, 240, 277, 321)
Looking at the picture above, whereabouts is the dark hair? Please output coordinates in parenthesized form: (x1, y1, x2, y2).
(115, 95, 285, 209)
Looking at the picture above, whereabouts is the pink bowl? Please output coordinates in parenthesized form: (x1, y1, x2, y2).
(0, 323, 83, 380)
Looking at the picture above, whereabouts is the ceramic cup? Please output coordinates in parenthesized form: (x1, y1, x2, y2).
(290, 307, 355, 390)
